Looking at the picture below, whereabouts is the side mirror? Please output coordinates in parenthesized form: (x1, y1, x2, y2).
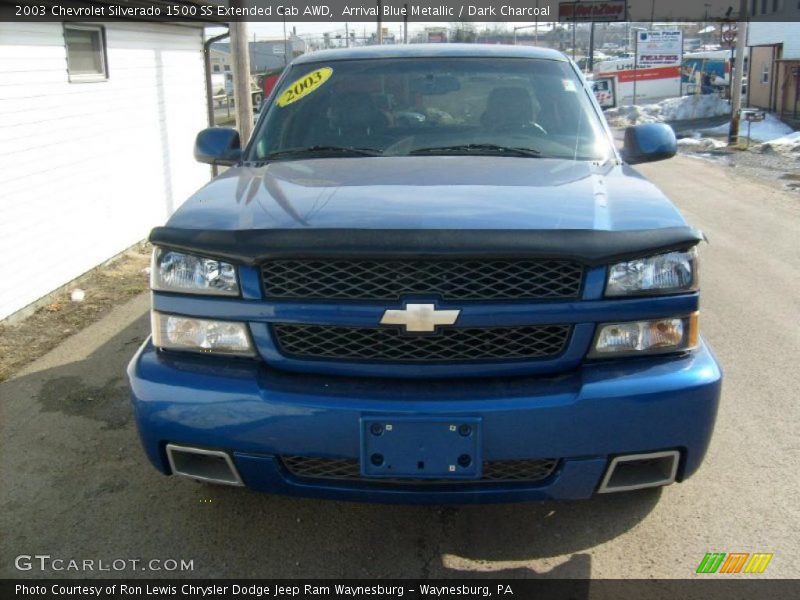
(194, 127, 241, 166)
(622, 123, 677, 165)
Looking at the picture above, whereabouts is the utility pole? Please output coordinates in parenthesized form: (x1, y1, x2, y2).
(229, 12, 253, 143)
(632, 29, 640, 106)
(571, 18, 577, 60)
(513, 24, 538, 46)
(403, 3, 408, 44)
(282, 13, 288, 66)
(377, 0, 383, 44)
(728, 0, 748, 146)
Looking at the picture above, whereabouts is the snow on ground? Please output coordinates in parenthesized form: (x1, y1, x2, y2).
(605, 95, 731, 127)
(751, 131, 800, 155)
(605, 94, 798, 157)
(676, 135, 728, 150)
(698, 112, 794, 143)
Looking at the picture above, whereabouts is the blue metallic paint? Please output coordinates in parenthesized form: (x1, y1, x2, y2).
(128, 49, 722, 502)
(623, 123, 679, 165)
(129, 152, 720, 500)
(193, 127, 241, 166)
(164, 158, 686, 233)
(150, 261, 698, 380)
(128, 338, 721, 503)
(150, 296, 699, 380)
(359, 416, 484, 479)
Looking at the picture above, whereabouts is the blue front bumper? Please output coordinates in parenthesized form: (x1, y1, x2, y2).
(127, 339, 721, 504)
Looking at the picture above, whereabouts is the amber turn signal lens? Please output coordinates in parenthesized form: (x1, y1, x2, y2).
(590, 313, 698, 358)
(686, 311, 699, 350)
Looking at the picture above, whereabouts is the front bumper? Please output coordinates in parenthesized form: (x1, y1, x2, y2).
(127, 339, 721, 504)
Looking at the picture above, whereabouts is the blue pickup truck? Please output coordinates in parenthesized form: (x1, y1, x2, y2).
(127, 45, 721, 503)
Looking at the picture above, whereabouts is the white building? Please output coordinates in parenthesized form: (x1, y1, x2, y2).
(0, 20, 210, 320)
(747, 5, 800, 118)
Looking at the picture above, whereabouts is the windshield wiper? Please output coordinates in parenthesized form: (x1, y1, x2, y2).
(409, 143, 541, 157)
(263, 145, 383, 160)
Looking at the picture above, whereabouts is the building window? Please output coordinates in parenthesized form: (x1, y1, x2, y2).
(64, 25, 107, 82)
(224, 65, 231, 72)
(213, 64, 221, 73)
(761, 63, 770, 84)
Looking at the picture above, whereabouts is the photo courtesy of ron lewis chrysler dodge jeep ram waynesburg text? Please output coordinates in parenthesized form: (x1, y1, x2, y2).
(127, 44, 721, 504)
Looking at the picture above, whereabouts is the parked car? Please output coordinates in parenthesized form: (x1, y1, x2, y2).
(128, 44, 721, 503)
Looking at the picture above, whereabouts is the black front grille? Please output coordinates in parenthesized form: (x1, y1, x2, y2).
(261, 259, 583, 301)
(282, 456, 559, 484)
(272, 324, 571, 363)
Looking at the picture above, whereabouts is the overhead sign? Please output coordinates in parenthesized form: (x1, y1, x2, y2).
(637, 30, 684, 68)
(558, 1, 626, 21)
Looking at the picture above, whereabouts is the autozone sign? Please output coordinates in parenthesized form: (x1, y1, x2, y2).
(558, 1, 626, 21)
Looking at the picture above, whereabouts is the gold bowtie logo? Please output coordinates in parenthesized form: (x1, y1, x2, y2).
(379, 303, 460, 333)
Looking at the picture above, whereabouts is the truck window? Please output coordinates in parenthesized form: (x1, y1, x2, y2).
(250, 57, 612, 162)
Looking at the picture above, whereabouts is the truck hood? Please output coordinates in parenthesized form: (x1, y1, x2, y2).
(166, 156, 687, 232)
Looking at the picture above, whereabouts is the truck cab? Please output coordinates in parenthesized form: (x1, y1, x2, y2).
(127, 45, 721, 503)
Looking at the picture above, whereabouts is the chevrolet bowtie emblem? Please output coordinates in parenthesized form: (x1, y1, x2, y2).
(379, 303, 461, 333)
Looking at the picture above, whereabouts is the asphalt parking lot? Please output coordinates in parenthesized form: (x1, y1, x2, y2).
(1, 155, 798, 579)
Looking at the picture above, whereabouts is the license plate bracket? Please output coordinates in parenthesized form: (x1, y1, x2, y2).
(360, 416, 482, 479)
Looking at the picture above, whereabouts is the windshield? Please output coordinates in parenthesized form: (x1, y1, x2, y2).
(249, 57, 613, 162)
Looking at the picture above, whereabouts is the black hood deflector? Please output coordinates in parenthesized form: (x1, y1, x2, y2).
(149, 227, 704, 267)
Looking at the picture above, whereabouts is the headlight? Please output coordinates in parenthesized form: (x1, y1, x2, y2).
(606, 248, 697, 296)
(151, 248, 238, 296)
(151, 311, 255, 356)
(589, 314, 698, 358)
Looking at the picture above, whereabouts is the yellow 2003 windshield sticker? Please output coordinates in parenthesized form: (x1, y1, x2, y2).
(277, 67, 333, 107)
